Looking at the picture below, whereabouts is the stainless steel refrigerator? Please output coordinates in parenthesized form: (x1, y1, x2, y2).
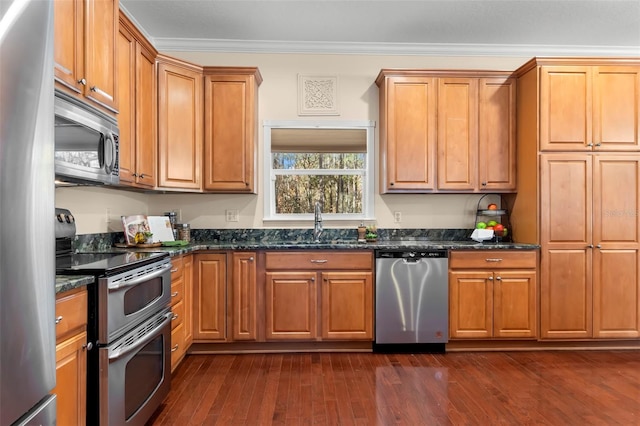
(0, 0, 57, 424)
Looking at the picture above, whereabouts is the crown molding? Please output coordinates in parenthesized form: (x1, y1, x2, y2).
(119, 4, 155, 44)
(152, 38, 640, 57)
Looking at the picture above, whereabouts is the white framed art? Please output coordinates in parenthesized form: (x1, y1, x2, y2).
(297, 74, 339, 115)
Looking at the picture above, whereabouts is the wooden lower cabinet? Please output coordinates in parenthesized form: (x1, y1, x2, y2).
(193, 253, 227, 341)
(264, 251, 374, 342)
(232, 252, 258, 340)
(54, 288, 88, 425)
(449, 251, 538, 339)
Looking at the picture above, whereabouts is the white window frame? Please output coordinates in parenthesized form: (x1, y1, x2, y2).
(263, 120, 375, 222)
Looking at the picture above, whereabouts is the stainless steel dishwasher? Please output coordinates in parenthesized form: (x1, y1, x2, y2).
(374, 249, 449, 353)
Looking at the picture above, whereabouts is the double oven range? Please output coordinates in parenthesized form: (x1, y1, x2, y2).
(55, 209, 172, 426)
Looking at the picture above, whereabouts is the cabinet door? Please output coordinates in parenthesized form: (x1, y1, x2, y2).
(540, 66, 592, 151)
(157, 60, 203, 190)
(193, 254, 227, 341)
(437, 78, 478, 191)
(133, 43, 156, 188)
(265, 272, 317, 340)
(321, 272, 373, 340)
(183, 255, 194, 347)
(380, 77, 437, 192)
(116, 24, 136, 185)
(592, 155, 640, 338)
(232, 252, 257, 341)
(493, 270, 537, 338)
(204, 74, 257, 192)
(54, 0, 84, 94)
(449, 270, 493, 339)
(540, 154, 593, 339)
(593, 66, 640, 151)
(478, 77, 516, 191)
(84, 0, 118, 111)
(54, 332, 87, 426)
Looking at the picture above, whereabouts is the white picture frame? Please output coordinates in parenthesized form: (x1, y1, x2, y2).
(297, 74, 339, 116)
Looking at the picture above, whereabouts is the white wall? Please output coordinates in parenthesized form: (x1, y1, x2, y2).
(56, 52, 528, 234)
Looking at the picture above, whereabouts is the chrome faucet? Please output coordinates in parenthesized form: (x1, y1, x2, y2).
(313, 201, 323, 242)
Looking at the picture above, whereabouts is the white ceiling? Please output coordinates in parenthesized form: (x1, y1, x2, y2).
(120, 0, 640, 56)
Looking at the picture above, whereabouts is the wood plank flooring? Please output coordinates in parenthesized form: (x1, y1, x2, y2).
(148, 350, 640, 425)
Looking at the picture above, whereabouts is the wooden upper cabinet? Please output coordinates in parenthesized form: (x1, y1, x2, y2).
(437, 78, 478, 191)
(377, 75, 437, 192)
(203, 68, 262, 193)
(54, 0, 118, 114)
(593, 66, 640, 151)
(117, 13, 157, 188)
(540, 64, 640, 152)
(376, 70, 516, 193)
(478, 78, 517, 191)
(157, 57, 204, 190)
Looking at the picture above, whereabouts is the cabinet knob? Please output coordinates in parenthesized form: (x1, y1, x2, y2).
(77, 78, 86, 85)
(132, 173, 138, 177)
(171, 344, 179, 352)
(139, 174, 145, 178)
(249, 257, 254, 262)
(55, 316, 63, 324)
(595, 143, 601, 147)
(171, 291, 179, 297)
(587, 244, 594, 249)
(311, 276, 315, 282)
(487, 276, 494, 281)
(390, 182, 394, 186)
(82, 342, 93, 351)
(481, 182, 487, 186)
(245, 182, 249, 186)
(496, 276, 502, 281)
(596, 244, 602, 249)
(90, 86, 98, 92)
(587, 143, 594, 147)
(171, 313, 178, 321)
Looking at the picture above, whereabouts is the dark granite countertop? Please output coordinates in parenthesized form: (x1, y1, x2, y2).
(55, 275, 94, 294)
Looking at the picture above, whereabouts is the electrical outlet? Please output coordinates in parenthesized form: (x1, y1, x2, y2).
(226, 209, 239, 222)
(394, 211, 402, 223)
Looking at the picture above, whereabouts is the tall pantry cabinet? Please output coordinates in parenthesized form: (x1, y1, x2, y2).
(510, 57, 640, 340)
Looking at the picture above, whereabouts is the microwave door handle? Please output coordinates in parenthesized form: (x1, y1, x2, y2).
(102, 132, 116, 174)
(108, 263, 172, 291)
(108, 312, 172, 361)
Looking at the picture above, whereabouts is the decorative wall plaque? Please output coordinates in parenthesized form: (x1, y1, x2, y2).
(298, 75, 339, 115)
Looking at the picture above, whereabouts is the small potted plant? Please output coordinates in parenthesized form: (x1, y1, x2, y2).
(365, 225, 378, 242)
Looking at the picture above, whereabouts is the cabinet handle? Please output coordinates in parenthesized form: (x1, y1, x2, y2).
(77, 78, 86, 85)
(171, 291, 179, 297)
(82, 342, 93, 351)
(485, 258, 502, 262)
(171, 313, 178, 320)
(310, 259, 328, 264)
(496, 276, 502, 281)
(171, 344, 179, 352)
(170, 268, 179, 273)
(55, 316, 63, 324)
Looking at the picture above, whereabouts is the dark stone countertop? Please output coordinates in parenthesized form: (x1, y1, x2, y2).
(55, 275, 95, 294)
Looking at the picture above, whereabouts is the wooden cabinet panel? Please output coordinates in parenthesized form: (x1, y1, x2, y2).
(265, 251, 373, 270)
(541, 154, 592, 245)
(449, 271, 493, 339)
(157, 58, 203, 190)
(540, 66, 592, 151)
(437, 78, 478, 191)
(117, 14, 157, 188)
(449, 251, 538, 340)
(232, 252, 257, 341)
(170, 322, 185, 371)
(321, 272, 373, 340)
(265, 272, 317, 340)
(593, 66, 640, 151)
(54, 331, 87, 426)
(204, 69, 261, 192)
(183, 255, 194, 347)
(493, 270, 537, 338)
(379, 77, 437, 192)
(540, 249, 592, 339)
(55, 289, 88, 340)
(54, 0, 84, 95)
(84, 0, 118, 110)
(478, 77, 517, 191)
(193, 254, 227, 341)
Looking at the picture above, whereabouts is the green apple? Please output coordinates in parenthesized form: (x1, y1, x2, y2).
(476, 222, 487, 229)
(487, 220, 498, 227)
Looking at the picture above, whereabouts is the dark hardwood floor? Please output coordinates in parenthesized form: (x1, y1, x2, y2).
(148, 350, 640, 425)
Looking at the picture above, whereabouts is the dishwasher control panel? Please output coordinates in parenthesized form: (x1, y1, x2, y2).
(376, 250, 448, 259)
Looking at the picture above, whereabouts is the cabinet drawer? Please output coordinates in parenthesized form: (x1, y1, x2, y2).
(171, 256, 183, 281)
(449, 250, 537, 269)
(171, 299, 184, 330)
(170, 321, 185, 369)
(265, 251, 373, 270)
(55, 289, 88, 340)
(170, 277, 184, 306)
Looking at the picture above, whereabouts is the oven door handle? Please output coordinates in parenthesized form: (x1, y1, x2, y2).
(108, 262, 172, 291)
(108, 312, 172, 361)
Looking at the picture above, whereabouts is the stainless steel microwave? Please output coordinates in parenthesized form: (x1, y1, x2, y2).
(54, 91, 119, 185)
